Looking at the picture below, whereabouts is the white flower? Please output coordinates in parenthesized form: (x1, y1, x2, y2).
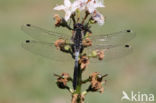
(86, 0, 105, 13)
(74, 0, 105, 13)
(92, 11, 104, 25)
(53, 0, 105, 23)
(75, 0, 87, 11)
(53, 0, 79, 21)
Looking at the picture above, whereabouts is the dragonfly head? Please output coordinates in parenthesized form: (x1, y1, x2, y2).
(74, 23, 84, 31)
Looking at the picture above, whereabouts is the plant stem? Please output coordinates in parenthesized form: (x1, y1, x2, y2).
(82, 78, 90, 84)
(71, 14, 76, 27)
(82, 11, 89, 24)
(75, 64, 82, 93)
(74, 63, 82, 103)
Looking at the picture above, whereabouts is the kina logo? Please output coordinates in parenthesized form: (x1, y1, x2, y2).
(121, 91, 155, 102)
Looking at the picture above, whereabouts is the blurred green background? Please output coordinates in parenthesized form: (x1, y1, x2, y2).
(0, 0, 156, 103)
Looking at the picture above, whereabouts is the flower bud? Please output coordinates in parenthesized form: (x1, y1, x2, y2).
(87, 72, 107, 93)
(53, 14, 62, 26)
(54, 73, 71, 89)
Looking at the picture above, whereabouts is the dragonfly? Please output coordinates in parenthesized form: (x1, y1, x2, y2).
(21, 24, 135, 89)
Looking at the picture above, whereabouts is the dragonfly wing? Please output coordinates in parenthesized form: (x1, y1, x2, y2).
(21, 24, 71, 43)
(22, 40, 74, 62)
(84, 45, 133, 62)
(90, 30, 135, 48)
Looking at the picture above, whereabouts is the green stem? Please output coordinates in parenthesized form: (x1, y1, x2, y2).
(75, 64, 82, 103)
(82, 78, 90, 84)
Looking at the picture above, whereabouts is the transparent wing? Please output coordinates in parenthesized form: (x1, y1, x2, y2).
(90, 30, 136, 48)
(84, 45, 133, 62)
(22, 40, 74, 62)
(21, 24, 71, 43)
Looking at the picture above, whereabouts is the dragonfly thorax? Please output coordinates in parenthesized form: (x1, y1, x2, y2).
(73, 24, 85, 52)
